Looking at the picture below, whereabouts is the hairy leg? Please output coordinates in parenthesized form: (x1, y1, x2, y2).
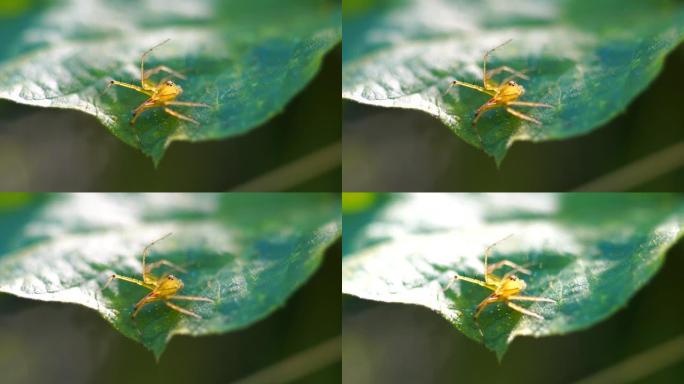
(507, 301, 544, 320)
(166, 101, 211, 108)
(506, 107, 542, 125)
(508, 101, 553, 108)
(171, 295, 215, 303)
(165, 301, 202, 319)
(164, 107, 199, 125)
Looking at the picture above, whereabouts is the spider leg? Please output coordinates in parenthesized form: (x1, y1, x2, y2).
(141, 233, 173, 283)
(170, 295, 214, 303)
(164, 301, 202, 319)
(505, 107, 542, 125)
(487, 66, 529, 85)
(488, 260, 532, 276)
(164, 107, 200, 125)
(144, 65, 186, 82)
(145, 260, 188, 277)
(509, 295, 556, 303)
(107, 80, 153, 96)
(482, 39, 513, 88)
(508, 101, 554, 108)
(140, 38, 171, 86)
(472, 100, 501, 146)
(166, 101, 211, 108)
(444, 273, 493, 292)
(474, 294, 500, 320)
(506, 301, 544, 320)
(445, 80, 494, 96)
(482, 234, 515, 283)
(104, 274, 153, 290)
(130, 100, 158, 125)
(132, 292, 159, 318)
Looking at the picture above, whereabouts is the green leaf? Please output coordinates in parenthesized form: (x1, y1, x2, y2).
(0, 0, 341, 165)
(0, 193, 341, 359)
(342, 0, 684, 164)
(342, 193, 684, 359)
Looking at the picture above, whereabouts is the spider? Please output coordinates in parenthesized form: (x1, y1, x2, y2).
(444, 39, 553, 144)
(444, 235, 556, 325)
(103, 233, 214, 319)
(106, 39, 210, 126)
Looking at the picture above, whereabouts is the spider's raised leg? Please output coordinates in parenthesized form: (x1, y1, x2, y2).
(140, 39, 171, 86)
(482, 39, 512, 89)
(145, 260, 187, 275)
(507, 301, 544, 320)
(488, 260, 531, 276)
(140, 233, 173, 282)
(144, 65, 186, 82)
(487, 66, 529, 86)
(505, 107, 542, 125)
(165, 301, 202, 319)
(164, 107, 199, 125)
(482, 234, 515, 283)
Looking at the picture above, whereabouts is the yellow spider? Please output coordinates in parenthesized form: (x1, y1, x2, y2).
(104, 233, 214, 319)
(444, 39, 553, 143)
(444, 235, 556, 324)
(106, 39, 210, 126)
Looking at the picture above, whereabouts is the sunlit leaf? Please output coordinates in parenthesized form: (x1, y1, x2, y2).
(342, 0, 684, 164)
(342, 193, 684, 359)
(0, 193, 341, 358)
(0, 0, 341, 164)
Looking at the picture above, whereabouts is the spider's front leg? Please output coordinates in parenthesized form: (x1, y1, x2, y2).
(107, 80, 152, 96)
(444, 80, 492, 96)
(104, 274, 152, 290)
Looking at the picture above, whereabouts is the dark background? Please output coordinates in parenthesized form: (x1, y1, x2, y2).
(343, 43, 684, 192)
(342, 239, 684, 384)
(0, 46, 341, 192)
(0, 240, 341, 384)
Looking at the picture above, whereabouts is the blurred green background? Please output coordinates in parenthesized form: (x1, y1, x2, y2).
(343, 239, 684, 383)
(0, 240, 340, 384)
(0, 45, 340, 192)
(343, 43, 684, 192)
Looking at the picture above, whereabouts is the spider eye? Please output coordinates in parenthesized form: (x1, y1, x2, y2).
(168, 275, 175, 280)
(508, 81, 516, 86)
(166, 81, 174, 86)
(510, 275, 518, 280)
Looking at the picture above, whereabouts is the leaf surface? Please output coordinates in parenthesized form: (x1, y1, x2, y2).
(342, 0, 684, 163)
(342, 193, 684, 359)
(0, 0, 341, 164)
(0, 193, 341, 358)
